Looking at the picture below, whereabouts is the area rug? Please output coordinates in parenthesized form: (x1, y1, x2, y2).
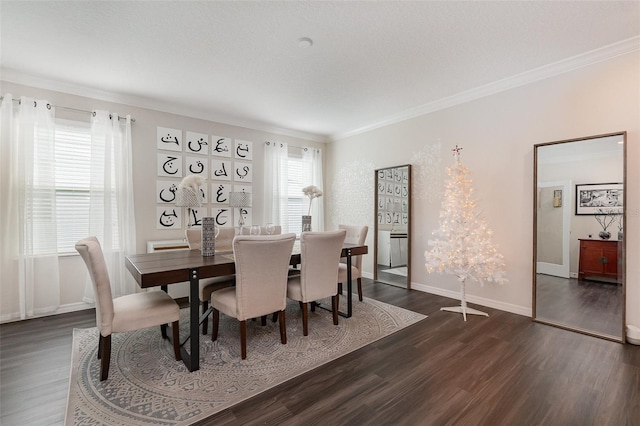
(65, 296, 426, 425)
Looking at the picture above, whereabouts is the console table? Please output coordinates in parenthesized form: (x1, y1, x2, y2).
(578, 239, 621, 284)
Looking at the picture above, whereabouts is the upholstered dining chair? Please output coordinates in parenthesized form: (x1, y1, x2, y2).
(287, 230, 346, 336)
(185, 227, 235, 334)
(211, 233, 296, 359)
(237, 225, 282, 235)
(337, 224, 369, 301)
(75, 237, 181, 381)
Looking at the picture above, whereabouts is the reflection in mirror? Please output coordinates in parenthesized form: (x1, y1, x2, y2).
(533, 132, 626, 342)
(374, 165, 411, 289)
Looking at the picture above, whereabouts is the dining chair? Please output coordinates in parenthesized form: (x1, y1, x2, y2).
(75, 237, 181, 381)
(287, 230, 347, 336)
(337, 224, 369, 301)
(185, 227, 235, 334)
(211, 233, 296, 359)
(237, 225, 282, 235)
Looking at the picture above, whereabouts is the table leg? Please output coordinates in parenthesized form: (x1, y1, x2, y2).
(345, 248, 353, 318)
(179, 268, 200, 372)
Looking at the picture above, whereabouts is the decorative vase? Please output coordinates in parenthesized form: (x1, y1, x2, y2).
(201, 217, 216, 256)
(598, 231, 611, 240)
(302, 215, 312, 232)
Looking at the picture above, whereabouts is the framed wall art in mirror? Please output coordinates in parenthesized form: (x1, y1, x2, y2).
(533, 131, 626, 342)
(374, 165, 411, 289)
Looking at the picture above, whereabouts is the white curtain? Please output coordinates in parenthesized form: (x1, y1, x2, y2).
(263, 141, 289, 229)
(83, 110, 137, 301)
(0, 95, 60, 319)
(303, 147, 324, 231)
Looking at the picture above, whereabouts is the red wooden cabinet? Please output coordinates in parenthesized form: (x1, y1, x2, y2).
(578, 239, 620, 283)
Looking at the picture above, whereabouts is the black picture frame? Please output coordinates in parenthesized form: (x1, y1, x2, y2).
(575, 183, 623, 215)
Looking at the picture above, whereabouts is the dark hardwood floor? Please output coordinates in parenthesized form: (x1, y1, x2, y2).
(536, 273, 624, 339)
(1, 279, 639, 425)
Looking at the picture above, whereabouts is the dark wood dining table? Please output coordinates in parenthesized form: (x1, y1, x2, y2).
(125, 242, 368, 372)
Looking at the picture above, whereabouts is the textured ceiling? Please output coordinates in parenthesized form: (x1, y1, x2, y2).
(1, 1, 639, 141)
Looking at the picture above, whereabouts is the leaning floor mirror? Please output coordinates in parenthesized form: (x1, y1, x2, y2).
(533, 132, 626, 342)
(374, 165, 411, 289)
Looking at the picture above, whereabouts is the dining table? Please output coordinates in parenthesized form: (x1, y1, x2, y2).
(125, 242, 368, 372)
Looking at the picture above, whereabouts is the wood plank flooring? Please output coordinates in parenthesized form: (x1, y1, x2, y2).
(1, 280, 639, 425)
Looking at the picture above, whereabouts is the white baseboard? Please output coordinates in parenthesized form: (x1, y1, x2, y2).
(0, 302, 94, 324)
(570, 272, 578, 278)
(410, 282, 531, 317)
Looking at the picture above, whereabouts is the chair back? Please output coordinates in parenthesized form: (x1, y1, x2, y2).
(338, 224, 368, 270)
(216, 227, 236, 252)
(186, 226, 236, 252)
(233, 233, 296, 321)
(238, 225, 282, 235)
(300, 230, 346, 301)
(185, 228, 202, 250)
(75, 237, 115, 336)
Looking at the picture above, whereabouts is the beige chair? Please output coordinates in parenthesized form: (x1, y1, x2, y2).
(211, 233, 296, 359)
(287, 230, 347, 336)
(185, 227, 235, 334)
(237, 225, 282, 235)
(75, 237, 181, 381)
(337, 224, 369, 301)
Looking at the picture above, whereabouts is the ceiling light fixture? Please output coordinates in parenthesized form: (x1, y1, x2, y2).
(297, 37, 313, 48)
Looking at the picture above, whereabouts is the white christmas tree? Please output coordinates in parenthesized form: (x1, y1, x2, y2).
(425, 145, 507, 321)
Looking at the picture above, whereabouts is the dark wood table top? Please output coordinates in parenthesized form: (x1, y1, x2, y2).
(126, 243, 368, 288)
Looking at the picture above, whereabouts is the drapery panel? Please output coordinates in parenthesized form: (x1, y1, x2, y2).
(0, 95, 60, 319)
(83, 111, 137, 301)
(263, 141, 289, 230)
(302, 147, 324, 231)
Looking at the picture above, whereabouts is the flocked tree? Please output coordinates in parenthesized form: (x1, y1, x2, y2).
(425, 146, 507, 321)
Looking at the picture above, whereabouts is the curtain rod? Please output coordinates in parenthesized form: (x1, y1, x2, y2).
(0, 96, 136, 123)
(264, 141, 320, 152)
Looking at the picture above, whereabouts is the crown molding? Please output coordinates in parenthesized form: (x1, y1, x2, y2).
(0, 69, 327, 143)
(331, 36, 640, 142)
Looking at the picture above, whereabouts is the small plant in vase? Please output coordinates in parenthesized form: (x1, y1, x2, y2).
(302, 185, 323, 231)
(594, 209, 616, 240)
(616, 214, 623, 240)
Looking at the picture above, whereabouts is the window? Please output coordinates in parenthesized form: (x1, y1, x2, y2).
(33, 119, 118, 254)
(285, 152, 305, 235)
(52, 119, 92, 254)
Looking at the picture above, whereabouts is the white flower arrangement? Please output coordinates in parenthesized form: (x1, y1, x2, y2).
(302, 185, 323, 215)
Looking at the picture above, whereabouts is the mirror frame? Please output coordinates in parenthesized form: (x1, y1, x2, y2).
(373, 164, 412, 289)
(532, 131, 626, 343)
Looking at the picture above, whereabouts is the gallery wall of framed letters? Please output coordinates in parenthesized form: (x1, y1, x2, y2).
(155, 126, 253, 229)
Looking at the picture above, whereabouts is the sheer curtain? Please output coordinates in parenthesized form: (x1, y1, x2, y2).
(83, 110, 137, 301)
(263, 141, 289, 229)
(303, 147, 324, 231)
(0, 95, 60, 319)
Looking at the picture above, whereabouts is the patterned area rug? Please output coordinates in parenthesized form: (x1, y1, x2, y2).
(65, 296, 425, 425)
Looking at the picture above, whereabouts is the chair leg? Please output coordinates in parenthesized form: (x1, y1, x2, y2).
(97, 331, 102, 359)
(261, 315, 267, 326)
(211, 309, 219, 342)
(202, 300, 209, 335)
(161, 323, 168, 339)
(357, 278, 363, 302)
(332, 295, 339, 325)
(338, 282, 343, 294)
(240, 320, 247, 360)
(271, 312, 278, 322)
(279, 310, 287, 344)
(99, 334, 111, 381)
(301, 302, 309, 336)
(171, 320, 181, 361)
(310, 301, 316, 312)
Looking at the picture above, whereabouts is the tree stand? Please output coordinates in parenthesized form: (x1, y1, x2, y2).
(441, 280, 488, 321)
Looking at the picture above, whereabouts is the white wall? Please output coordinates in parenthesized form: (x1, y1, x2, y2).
(0, 81, 322, 320)
(325, 52, 640, 329)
